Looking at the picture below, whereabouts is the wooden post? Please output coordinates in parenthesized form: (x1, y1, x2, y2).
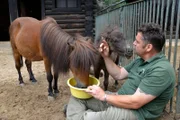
(175, 62, 180, 119)
(8, 0, 18, 23)
(41, 0, 45, 19)
(84, 0, 94, 38)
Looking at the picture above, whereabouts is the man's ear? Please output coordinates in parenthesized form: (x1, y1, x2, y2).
(146, 44, 153, 52)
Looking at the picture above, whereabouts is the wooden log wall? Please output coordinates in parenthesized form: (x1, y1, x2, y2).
(43, 0, 96, 38)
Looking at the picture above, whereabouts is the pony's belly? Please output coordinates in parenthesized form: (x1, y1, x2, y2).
(17, 47, 43, 61)
(30, 56, 43, 61)
(22, 53, 43, 61)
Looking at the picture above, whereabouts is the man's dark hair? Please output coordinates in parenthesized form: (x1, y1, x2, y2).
(138, 23, 165, 52)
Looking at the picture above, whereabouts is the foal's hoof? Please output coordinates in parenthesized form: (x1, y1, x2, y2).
(113, 83, 119, 89)
(113, 85, 118, 90)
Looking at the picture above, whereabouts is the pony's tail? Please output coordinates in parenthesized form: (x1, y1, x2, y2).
(69, 35, 100, 73)
(9, 19, 24, 67)
(9, 19, 20, 50)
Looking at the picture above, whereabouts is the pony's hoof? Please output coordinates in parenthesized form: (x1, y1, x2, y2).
(48, 96, 55, 101)
(19, 83, 25, 87)
(54, 92, 59, 97)
(31, 81, 37, 85)
(54, 89, 59, 94)
(31, 79, 37, 83)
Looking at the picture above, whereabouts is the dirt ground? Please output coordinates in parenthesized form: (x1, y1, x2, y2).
(0, 41, 178, 120)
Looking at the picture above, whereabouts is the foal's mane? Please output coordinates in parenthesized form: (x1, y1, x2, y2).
(41, 17, 99, 74)
(95, 26, 127, 55)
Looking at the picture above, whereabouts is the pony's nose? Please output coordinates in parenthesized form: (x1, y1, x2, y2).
(125, 47, 133, 59)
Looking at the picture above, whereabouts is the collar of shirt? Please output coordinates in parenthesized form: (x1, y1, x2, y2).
(140, 52, 165, 65)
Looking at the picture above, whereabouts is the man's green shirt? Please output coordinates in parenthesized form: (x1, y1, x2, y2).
(117, 52, 175, 120)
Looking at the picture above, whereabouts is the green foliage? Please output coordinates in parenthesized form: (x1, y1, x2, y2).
(104, 0, 124, 6)
(96, 0, 126, 12)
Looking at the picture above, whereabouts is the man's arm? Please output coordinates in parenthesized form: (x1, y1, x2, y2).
(103, 56, 128, 80)
(105, 88, 156, 109)
(85, 86, 156, 109)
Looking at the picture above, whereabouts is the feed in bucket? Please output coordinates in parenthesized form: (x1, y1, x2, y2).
(67, 76, 100, 99)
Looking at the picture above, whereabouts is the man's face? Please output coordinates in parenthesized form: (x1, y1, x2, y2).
(133, 32, 147, 56)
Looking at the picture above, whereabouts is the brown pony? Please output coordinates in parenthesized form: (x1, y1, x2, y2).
(92, 26, 133, 90)
(9, 17, 99, 99)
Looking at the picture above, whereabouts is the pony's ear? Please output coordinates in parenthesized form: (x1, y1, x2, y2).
(67, 38, 75, 49)
(84, 37, 93, 43)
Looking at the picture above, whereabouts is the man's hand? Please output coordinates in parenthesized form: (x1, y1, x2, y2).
(85, 85, 105, 101)
(99, 40, 110, 58)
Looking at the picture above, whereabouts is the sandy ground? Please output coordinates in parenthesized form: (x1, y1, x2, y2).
(0, 41, 120, 120)
(0, 41, 178, 120)
(0, 42, 71, 120)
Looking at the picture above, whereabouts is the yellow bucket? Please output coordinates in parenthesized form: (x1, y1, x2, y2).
(67, 76, 100, 99)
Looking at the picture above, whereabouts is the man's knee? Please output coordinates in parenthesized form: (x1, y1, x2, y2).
(84, 110, 105, 120)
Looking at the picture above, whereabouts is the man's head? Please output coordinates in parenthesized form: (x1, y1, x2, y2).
(133, 23, 165, 58)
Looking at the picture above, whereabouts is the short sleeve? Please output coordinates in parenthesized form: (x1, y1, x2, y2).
(139, 68, 172, 96)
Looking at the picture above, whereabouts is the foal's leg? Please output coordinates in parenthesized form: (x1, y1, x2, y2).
(114, 56, 119, 88)
(94, 65, 109, 90)
(94, 66, 110, 89)
(103, 69, 109, 91)
(25, 59, 37, 82)
(94, 66, 101, 79)
(14, 54, 24, 84)
(90, 66, 103, 77)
